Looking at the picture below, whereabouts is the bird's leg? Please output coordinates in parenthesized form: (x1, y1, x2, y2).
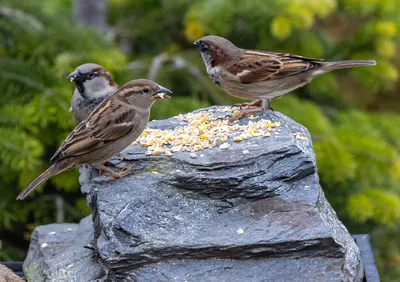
(261, 98, 274, 111)
(228, 106, 263, 122)
(98, 164, 134, 183)
(98, 161, 111, 176)
(98, 155, 125, 176)
(228, 97, 275, 122)
(232, 99, 262, 109)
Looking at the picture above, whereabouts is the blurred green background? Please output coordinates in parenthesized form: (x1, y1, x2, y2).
(1, 0, 400, 280)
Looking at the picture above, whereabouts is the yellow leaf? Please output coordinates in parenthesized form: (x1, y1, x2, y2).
(271, 16, 292, 40)
(392, 159, 400, 182)
(376, 39, 396, 58)
(292, 7, 314, 29)
(184, 22, 204, 42)
(376, 21, 397, 37)
(385, 63, 399, 81)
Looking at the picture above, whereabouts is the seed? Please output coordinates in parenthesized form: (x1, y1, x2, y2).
(152, 149, 162, 155)
(296, 134, 308, 141)
(219, 143, 231, 150)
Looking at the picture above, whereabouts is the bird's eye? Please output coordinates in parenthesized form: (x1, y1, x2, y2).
(200, 42, 208, 52)
(143, 87, 150, 93)
(88, 72, 98, 79)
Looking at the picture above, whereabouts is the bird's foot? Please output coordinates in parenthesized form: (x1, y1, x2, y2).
(228, 107, 262, 122)
(232, 99, 262, 110)
(97, 156, 126, 176)
(98, 164, 134, 182)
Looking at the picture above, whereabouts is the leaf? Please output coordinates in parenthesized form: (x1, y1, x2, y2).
(271, 16, 292, 40)
(347, 189, 400, 226)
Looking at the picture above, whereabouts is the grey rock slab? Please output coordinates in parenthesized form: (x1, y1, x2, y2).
(23, 216, 105, 282)
(135, 257, 345, 282)
(80, 106, 363, 281)
(24, 106, 363, 281)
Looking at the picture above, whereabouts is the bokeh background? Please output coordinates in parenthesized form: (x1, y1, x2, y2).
(1, 0, 400, 280)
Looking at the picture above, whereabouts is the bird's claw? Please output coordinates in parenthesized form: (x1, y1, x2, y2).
(99, 164, 134, 182)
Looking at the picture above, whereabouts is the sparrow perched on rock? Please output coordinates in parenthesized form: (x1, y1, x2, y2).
(68, 63, 118, 124)
(17, 79, 172, 200)
(194, 35, 376, 120)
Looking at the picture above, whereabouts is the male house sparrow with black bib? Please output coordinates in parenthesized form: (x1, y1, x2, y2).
(68, 63, 118, 124)
(17, 79, 172, 200)
(194, 35, 376, 120)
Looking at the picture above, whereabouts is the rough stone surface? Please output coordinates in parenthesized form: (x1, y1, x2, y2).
(24, 106, 363, 281)
(23, 217, 104, 281)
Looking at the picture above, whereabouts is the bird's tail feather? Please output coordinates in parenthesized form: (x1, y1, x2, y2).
(324, 60, 376, 70)
(17, 162, 70, 200)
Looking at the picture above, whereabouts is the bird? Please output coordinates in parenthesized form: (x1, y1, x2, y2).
(68, 63, 119, 124)
(17, 79, 172, 200)
(194, 35, 376, 120)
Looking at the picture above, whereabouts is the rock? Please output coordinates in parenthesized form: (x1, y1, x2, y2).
(23, 216, 105, 281)
(24, 106, 363, 281)
(0, 264, 23, 282)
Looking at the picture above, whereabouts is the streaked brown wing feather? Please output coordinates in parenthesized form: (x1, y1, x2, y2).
(51, 97, 137, 163)
(227, 50, 323, 84)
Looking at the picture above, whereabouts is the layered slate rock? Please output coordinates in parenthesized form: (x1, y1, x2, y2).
(24, 107, 363, 281)
(22, 216, 105, 281)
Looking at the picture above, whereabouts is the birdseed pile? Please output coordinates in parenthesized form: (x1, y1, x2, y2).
(133, 108, 306, 156)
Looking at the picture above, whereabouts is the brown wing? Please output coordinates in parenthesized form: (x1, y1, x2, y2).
(51, 97, 138, 163)
(227, 50, 324, 84)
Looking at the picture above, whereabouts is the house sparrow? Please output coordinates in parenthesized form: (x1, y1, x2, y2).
(17, 79, 172, 200)
(194, 35, 376, 120)
(68, 63, 118, 124)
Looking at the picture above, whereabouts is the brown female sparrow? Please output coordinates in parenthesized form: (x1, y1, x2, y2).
(17, 79, 172, 200)
(194, 35, 376, 120)
(68, 63, 118, 124)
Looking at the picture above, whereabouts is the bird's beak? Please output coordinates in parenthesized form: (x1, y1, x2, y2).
(193, 40, 200, 46)
(66, 70, 82, 82)
(153, 85, 172, 100)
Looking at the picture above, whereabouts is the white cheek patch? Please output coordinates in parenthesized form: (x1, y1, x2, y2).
(236, 70, 252, 77)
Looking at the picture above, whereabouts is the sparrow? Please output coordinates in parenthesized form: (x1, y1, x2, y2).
(17, 79, 172, 200)
(194, 35, 376, 120)
(68, 63, 118, 124)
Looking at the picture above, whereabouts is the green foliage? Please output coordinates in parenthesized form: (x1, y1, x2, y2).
(0, 0, 128, 259)
(2, 0, 400, 280)
(348, 189, 400, 225)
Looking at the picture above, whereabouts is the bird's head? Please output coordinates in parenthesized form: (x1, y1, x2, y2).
(117, 79, 172, 109)
(67, 63, 117, 98)
(194, 35, 240, 68)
